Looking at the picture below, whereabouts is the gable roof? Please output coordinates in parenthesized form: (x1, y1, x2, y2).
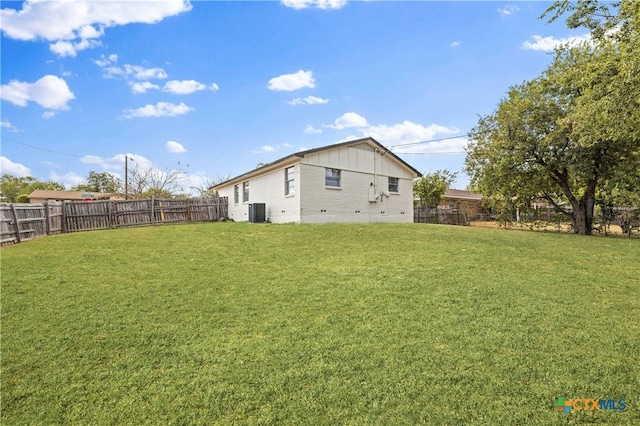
(443, 189, 483, 201)
(212, 137, 421, 189)
(27, 190, 113, 201)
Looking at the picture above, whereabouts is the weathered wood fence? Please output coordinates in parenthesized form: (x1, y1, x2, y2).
(414, 205, 470, 226)
(0, 197, 228, 246)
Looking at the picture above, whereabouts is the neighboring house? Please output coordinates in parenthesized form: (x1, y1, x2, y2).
(440, 189, 484, 219)
(27, 190, 113, 203)
(212, 137, 421, 223)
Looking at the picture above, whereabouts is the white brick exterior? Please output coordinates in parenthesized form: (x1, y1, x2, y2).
(215, 138, 419, 223)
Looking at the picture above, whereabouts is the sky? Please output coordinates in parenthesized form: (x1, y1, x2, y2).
(1, 0, 592, 194)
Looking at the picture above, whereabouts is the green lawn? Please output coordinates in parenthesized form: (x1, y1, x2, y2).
(1, 223, 638, 424)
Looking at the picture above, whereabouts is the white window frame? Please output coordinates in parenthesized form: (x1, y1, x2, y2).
(285, 166, 295, 196)
(388, 177, 399, 193)
(233, 184, 239, 204)
(325, 168, 341, 188)
(242, 181, 249, 203)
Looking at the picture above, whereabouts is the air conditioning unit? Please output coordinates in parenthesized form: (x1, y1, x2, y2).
(248, 203, 266, 223)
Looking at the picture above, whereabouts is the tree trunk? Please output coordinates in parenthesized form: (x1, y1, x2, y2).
(568, 192, 596, 235)
(556, 170, 597, 235)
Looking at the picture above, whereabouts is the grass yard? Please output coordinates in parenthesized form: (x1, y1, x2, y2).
(1, 223, 639, 424)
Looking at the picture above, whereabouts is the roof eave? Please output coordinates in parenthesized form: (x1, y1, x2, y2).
(211, 137, 421, 189)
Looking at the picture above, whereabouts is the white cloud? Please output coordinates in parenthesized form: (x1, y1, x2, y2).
(49, 38, 102, 57)
(252, 143, 294, 154)
(281, 0, 347, 10)
(364, 121, 459, 147)
(95, 56, 217, 95)
(1, 120, 20, 132)
(78, 24, 103, 39)
(130, 81, 161, 94)
(321, 114, 465, 153)
(450, 41, 460, 48)
(268, 70, 315, 91)
(108, 64, 168, 80)
(50, 171, 84, 189)
(163, 80, 219, 95)
(497, 5, 520, 18)
(42, 111, 57, 119)
(392, 137, 468, 155)
(49, 41, 78, 57)
(0, 75, 75, 110)
(282, 0, 314, 9)
(80, 153, 153, 172)
(122, 102, 194, 119)
(95, 55, 168, 80)
(254, 145, 276, 154)
(0, 0, 192, 56)
(287, 95, 329, 106)
(304, 124, 322, 134)
(324, 112, 368, 129)
(165, 140, 186, 153)
(0, 156, 31, 177)
(94, 53, 118, 68)
(316, 0, 347, 9)
(521, 34, 591, 51)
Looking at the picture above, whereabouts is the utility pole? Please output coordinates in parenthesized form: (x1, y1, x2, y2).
(125, 156, 134, 199)
(125, 155, 129, 200)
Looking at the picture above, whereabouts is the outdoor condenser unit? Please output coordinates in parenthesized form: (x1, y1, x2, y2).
(248, 203, 266, 223)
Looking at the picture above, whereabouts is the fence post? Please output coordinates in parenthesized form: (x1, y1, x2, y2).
(61, 201, 67, 233)
(107, 200, 113, 228)
(44, 200, 51, 235)
(151, 196, 155, 225)
(10, 204, 21, 243)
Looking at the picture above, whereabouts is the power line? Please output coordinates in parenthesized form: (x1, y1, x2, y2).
(388, 134, 469, 149)
(1, 136, 85, 158)
(395, 151, 465, 155)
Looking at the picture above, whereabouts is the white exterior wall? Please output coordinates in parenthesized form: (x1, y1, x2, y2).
(298, 144, 415, 223)
(216, 141, 417, 224)
(219, 164, 301, 223)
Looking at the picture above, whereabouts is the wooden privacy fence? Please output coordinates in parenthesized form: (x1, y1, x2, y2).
(1, 197, 228, 246)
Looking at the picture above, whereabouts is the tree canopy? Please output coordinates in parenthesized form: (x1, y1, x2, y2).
(127, 165, 187, 199)
(413, 170, 457, 207)
(0, 175, 65, 203)
(466, 1, 640, 235)
(72, 171, 122, 194)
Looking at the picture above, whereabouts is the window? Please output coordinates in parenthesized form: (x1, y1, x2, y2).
(233, 185, 239, 204)
(285, 166, 295, 195)
(388, 177, 399, 193)
(325, 168, 341, 187)
(242, 181, 249, 203)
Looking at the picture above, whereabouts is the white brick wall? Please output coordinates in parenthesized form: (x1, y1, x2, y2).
(298, 163, 414, 224)
(220, 165, 301, 223)
(217, 142, 416, 223)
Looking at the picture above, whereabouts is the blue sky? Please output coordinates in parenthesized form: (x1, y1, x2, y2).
(1, 0, 591, 193)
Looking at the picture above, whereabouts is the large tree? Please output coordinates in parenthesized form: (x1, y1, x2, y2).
(466, 1, 640, 235)
(127, 165, 186, 199)
(72, 171, 122, 194)
(413, 170, 457, 208)
(0, 174, 65, 203)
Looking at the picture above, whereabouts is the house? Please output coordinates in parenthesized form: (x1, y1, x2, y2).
(27, 190, 113, 203)
(212, 137, 421, 223)
(440, 189, 484, 219)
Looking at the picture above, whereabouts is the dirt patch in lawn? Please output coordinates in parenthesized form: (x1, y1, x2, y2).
(470, 221, 635, 237)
